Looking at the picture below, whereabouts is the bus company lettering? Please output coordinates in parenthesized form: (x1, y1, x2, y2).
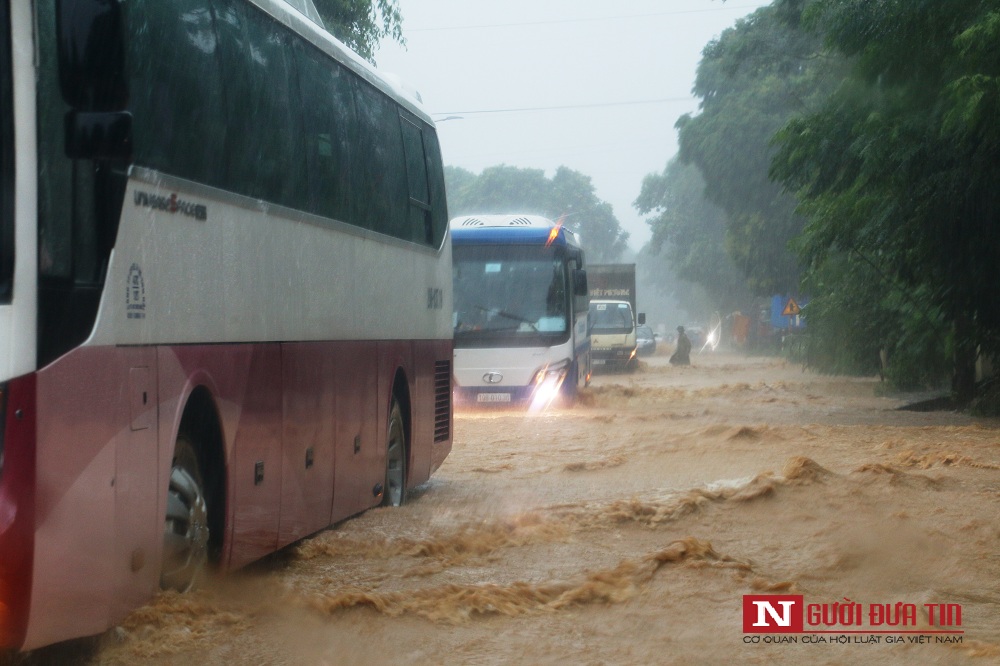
(593, 288, 630, 298)
(743, 595, 964, 633)
(134, 190, 207, 221)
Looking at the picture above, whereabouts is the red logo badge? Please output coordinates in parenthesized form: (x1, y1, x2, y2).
(743, 595, 804, 633)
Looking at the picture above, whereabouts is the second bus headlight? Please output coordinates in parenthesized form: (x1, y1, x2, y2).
(528, 359, 571, 412)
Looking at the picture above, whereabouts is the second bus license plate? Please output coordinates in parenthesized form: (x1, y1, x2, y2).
(477, 393, 511, 403)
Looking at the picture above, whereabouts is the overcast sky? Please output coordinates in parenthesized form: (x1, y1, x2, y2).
(375, 0, 771, 251)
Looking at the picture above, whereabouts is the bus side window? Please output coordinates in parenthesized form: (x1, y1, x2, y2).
(352, 81, 407, 239)
(294, 42, 356, 225)
(125, 0, 226, 188)
(214, 0, 305, 208)
(422, 130, 448, 248)
(399, 115, 432, 245)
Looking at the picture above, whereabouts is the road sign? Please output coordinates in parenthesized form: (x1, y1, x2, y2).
(781, 298, 801, 317)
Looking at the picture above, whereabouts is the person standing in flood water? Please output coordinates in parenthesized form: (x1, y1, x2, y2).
(670, 325, 691, 365)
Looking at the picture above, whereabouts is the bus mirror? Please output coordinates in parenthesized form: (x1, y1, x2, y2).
(56, 0, 129, 111)
(572, 269, 589, 314)
(65, 111, 132, 160)
(637, 312, 646, 326)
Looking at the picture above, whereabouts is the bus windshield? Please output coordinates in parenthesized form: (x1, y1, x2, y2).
(453, 244, 569, 346)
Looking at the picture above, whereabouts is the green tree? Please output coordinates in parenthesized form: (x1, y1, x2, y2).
(675, 0, 838, 294)
(793, 249, 950, 387)
(771, 0, 1000, 400)
(312, 0, 404, 63)
(445, 164, 630, 263)
(634, 159, 752, 313)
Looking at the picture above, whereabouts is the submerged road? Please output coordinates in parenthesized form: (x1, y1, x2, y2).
(31, 351, 1000, 665)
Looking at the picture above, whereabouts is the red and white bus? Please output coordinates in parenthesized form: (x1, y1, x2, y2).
(0, 0, 452, 651)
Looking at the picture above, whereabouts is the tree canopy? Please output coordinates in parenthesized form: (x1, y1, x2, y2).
(312, 0, 404, 63)
(673, 0, 837, 295)
(634, 159, 752, 314)
(445, 165, 631, 263)
(634, 0, 999, 398)
(770, 0, 1000, 398)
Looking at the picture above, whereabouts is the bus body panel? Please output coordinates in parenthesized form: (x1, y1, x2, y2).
(161, 344, 284, 569)
(0, 1, 38, 382)
(0, 374, 37, 651)
(453, 339, 575, 402)
(114, 348, 160, 622)
(279, 342, 340, 548)
(28, 346, 160, 649)
(17, 336, 451, 650)
(2, 0, 454, 650)
(329, 342, 380, 526)
(2, 5, 76, 637)
(87, 172, 452, 349)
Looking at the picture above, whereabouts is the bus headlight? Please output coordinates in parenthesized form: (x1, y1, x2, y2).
(528, 360, 570, 412)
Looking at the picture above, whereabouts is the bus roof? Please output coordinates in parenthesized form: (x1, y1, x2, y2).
(258, 0, 430, 123)
(449, 215, 583, 249)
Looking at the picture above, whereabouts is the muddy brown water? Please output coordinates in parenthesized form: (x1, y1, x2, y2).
(34, 352, 1000, 664)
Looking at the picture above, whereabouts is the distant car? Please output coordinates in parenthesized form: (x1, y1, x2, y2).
(636, 325, 656, 356)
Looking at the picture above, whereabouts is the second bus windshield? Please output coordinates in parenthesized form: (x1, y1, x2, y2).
(452, 245, 569, 346)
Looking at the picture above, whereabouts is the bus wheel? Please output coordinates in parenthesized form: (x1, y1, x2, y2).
(382, 398, 407, 507)
(161, 435, 210, 592)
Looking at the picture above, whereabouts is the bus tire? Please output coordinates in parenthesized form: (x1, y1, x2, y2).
(382, 398, 407, 507)
(161, 434, 210, 592)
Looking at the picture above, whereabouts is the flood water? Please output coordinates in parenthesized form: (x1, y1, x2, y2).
(76, 352, 1000, 664)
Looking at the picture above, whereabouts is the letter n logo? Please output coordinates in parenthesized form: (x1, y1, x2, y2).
(742, 595, 804, 633)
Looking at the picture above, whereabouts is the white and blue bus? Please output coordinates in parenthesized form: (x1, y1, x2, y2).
(450, 215, 590, 409)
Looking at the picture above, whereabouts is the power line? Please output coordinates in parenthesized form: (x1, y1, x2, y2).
(406, 4, 768, 33)
(435, 96, 695, 117)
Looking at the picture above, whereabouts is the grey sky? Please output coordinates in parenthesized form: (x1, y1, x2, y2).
(376, 0, 771, 251)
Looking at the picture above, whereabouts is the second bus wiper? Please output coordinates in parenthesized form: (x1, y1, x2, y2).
(475, 305, 539, 332)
